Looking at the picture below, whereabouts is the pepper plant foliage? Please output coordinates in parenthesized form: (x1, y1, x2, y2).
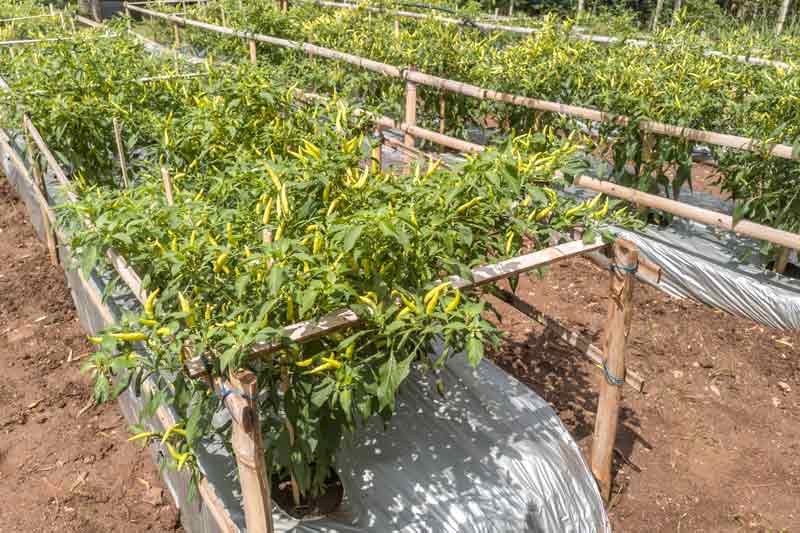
(141, 0, 800, 259)
(3, 32, 629, 498)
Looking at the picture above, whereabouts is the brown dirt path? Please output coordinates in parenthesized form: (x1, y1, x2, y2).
(489, 257, 800, 532)
(0, 178, 182, 532)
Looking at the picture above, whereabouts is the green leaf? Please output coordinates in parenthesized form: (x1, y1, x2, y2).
(342, 225, 363, 252)
(377, 354, 412, 411)
(466, 335, 484, 367)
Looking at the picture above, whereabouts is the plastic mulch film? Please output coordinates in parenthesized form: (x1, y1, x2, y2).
(2, 130, 610, 532)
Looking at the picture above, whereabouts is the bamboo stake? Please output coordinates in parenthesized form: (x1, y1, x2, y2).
(651, 0, 664, 31)
(591, 239, 637, 502)
(249, 39, 257, 64)
(112, 118, 130, 188)
(403, 66, 417, 151)
(160, 166, 174, 205)
(777, 0, 792, 35)
(438, 92, 445, 134)
(25, 134, 59, 266)
(394, 19, 399, 37)
(774, 247, 791, 273)
(173, 21, 181, 48)
(372, 131, 383, 172)
(229, 370, 275, 533)
(577, 0, 585, 17)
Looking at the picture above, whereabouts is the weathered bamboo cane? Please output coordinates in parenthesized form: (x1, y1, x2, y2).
(403, 65, 417, 152)
(160, 166, 174, 205)
(112, 118, 130, 188)
(229, 370, 275, 533)
(591, 239, 637, 502)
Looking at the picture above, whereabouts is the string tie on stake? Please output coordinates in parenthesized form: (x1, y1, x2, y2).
(219, 381, 257, 402)
(608, 259, 639, 275)
(601, 359, 625, 387)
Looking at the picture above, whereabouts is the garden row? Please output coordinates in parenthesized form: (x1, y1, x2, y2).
(133, 0, 800, 261)
(0, 18, 625, 506)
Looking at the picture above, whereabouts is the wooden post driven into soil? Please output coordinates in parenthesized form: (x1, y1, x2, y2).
(112, 118, 130, 188)
(249, 39, 257, 64)
(403, 65, 417, 152)
(591, 239, 638, 502)
(24, 130, 59, 266)
(229, 370, 275, 533)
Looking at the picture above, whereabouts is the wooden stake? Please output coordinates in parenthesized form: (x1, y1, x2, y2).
(777, 0, 792, 35)
(372, 132, 383, 173)
(249, 39, 257, 64)
(26, 137, 59, 266)
(112, 118, 130, 188)
(229, 370, 275, 533)
(774, 247, 791, 273)
(438, 93, 445, 134)
(651, 0, 665, 31)
(160, 166, 174, 205)
(403, 66, 417, 151)
(591, 239, 637, 502)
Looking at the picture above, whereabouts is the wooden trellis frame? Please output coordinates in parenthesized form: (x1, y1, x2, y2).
(12, 16, 800, 528)
(12, 93, 648, 530)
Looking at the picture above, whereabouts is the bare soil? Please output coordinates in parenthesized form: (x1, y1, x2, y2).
(0, 179, 181, 532)
(488, 258, 800, 532)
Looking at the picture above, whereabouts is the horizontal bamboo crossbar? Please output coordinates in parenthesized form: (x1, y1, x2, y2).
(0, 34, 117, 46)
(573, 174, 800, 250)
(124, 4, 799, 162)
(307, 0, 793, 70)
(0, 13, 60, 23)
(248, 238, 606, 358)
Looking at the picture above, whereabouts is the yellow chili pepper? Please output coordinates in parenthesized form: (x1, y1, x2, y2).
(295, 357, 315, 367)
(139, 318, 158, 327)
(178, 292, 195, 327)
(505, 231, 514, 255)
(455, 196, 482, 214)
(274, 222, 285, 242)
(144, 288, 160, 317)
(262, 196, 273, 226)
(87, 336, 103, 345)
(286, 294, 295, 322)
(327, 196, 342, 217)
(280, 183, 290, 215)
(266, 165, 281, 190)
(156, 327, 172, 337)
(111, 332, 148, 342)
(128, 431, 159, 443)
(445, 289, 461, 314)
(424, 282, 450, 304)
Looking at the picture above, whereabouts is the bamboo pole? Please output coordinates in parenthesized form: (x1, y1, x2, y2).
(777, 0, 792, 35)
(248, 239, 606, 358)
(774, 247, 792, 273)
(229, 370, 275, 533)
(394, 18, 399, 37)
(160, 166, 174, 205)
(249, 39, 257, 64)
(0, 13, 59, 23)
(24, 134, 59, 266)
(572, 175, 800, 251)
(404, 66, 417, 151)
(173, 21, 181, 48)
(577, 0, 585, 17)
(591, 238, 637, 502)
(112, 118, 130, 188)
(651, 0, 664, 31)
(438, 93, 445, 134)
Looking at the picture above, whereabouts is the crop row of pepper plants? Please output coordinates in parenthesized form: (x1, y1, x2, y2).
(139, 0, 800, 260)
(0, 1, 71, 41)
(0, 22, 634, 504)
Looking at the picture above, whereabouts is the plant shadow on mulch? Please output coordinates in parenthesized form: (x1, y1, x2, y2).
(488, 310, 651, 477)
